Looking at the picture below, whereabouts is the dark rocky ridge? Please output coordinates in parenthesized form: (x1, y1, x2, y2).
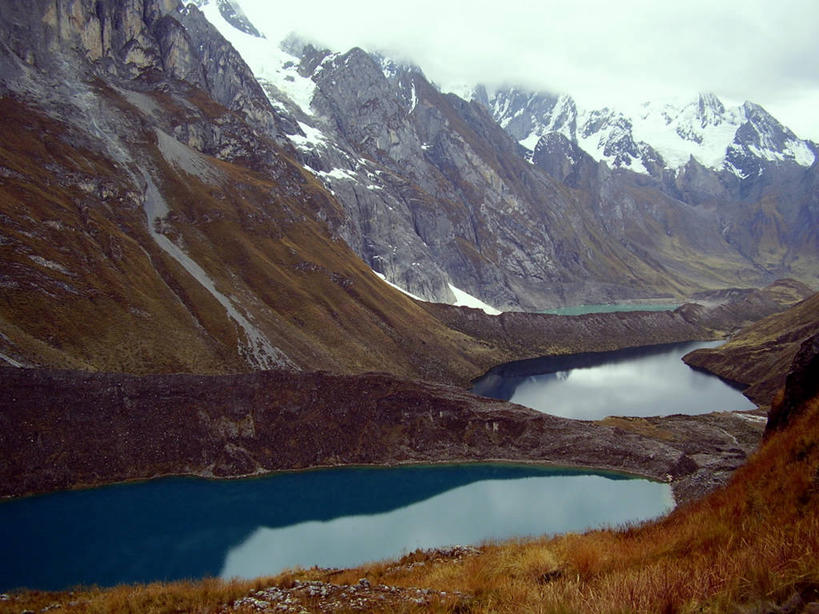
(765, 332, 819, 435)
(422, 279, 813, 362)
(0, 366, 763, 504)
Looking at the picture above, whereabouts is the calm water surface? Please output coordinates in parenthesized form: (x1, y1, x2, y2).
(472, 341, 756, 419)
(543, 303, 678, 316)
(0, 464, 672, 591)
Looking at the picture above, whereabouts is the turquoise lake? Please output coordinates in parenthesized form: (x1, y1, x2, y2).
(542, 303, 679, 316)
(0, 464, 673, 591)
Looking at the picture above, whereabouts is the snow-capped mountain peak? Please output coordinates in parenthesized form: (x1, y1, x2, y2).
(724, 101, 816, 176)
(695, 92, 727, 127)
(191, 0, 319, 118)
(485, 86, 815, 178)
(629, 93, 744, 169)
(189, 0, 262, 38)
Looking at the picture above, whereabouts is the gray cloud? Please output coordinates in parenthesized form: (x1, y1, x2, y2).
(238, 0, 819, 140)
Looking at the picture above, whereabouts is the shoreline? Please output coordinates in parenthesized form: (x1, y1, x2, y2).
(1, 456, 672, 503)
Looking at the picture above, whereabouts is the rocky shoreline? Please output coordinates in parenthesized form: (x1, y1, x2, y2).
(683, 293, 819, 406)
(0, 365, 764, 505)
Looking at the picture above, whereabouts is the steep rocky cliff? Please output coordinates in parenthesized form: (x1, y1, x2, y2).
(190, 4, 819, 310)
(0, 0, 507, 380)
(765, 332, 819, 435)
(272, 44, 804, 309)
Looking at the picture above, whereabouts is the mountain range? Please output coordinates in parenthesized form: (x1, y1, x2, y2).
(196, 0, 818, 308)
(0, 0, 816, 376)
(1, 4, 819, 610)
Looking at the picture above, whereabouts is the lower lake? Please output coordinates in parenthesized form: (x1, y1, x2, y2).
(0, 464, 673, 591)
(472, 341, 756, 420)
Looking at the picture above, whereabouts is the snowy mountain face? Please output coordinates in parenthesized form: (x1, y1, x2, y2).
(194, 0, 261, 36)
(486, 88, 816, 182)
(191, 0, 818, 309)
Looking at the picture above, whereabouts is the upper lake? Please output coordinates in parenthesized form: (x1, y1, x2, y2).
(542, 303, 678, 316)
(0, 464, 672, 591)
(472, 341, 756, 420)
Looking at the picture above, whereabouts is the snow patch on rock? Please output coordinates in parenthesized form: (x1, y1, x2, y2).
(197, 0, 316, 116)
(448, 283, 501, 315)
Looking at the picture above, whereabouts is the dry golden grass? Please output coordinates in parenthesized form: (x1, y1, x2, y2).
(0, 577, 271, 614)
(0, 91, 507, 384)
(599, 417, 676, 441)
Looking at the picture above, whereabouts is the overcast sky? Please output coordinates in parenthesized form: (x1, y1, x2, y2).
(238, 0, 819, 141)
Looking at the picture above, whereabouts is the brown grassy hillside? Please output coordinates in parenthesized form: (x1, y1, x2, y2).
(684, 292, 819, 405)
(0, 89, 505, 384)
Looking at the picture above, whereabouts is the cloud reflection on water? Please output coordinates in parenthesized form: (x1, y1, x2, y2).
(479, 342, 755, 419)
(220, 474, 673, 579)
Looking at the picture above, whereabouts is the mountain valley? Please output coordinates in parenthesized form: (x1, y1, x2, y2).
(0, 0, 817, 377)
(0, 0, 818, 611)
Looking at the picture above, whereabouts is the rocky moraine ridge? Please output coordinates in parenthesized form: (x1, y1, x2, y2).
(2, 283, 813, 505)
(0, 363, 765, 505)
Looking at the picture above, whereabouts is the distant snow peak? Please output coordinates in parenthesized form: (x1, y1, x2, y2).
(695, 92, 726, 127)
(487, 85, 815, 178)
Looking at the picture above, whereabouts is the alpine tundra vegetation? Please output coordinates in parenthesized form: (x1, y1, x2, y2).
(0, 0, 817, 612)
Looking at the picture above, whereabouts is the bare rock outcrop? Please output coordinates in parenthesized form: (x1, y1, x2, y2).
(765, 332, 819, 435)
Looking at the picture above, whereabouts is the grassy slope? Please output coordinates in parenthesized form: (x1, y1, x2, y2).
(684, 292, 819, 405)
(375, 397, 819, 613)
(0, 90, 505, 384)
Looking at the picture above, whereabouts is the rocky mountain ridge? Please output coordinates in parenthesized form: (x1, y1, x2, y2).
(0, 0, 816, 375)
(196, 0, 818, 309)
(0, 0, 516, 379)
(482, 87, 816, 180)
